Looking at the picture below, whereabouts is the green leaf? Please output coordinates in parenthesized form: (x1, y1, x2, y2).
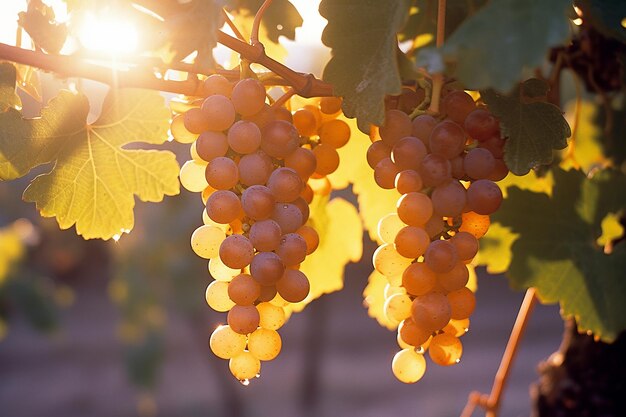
(320, 0, 410, 130)
(422, 0, 572, 92)
(227, 0, 303, 42)
(0, 63, 21, 112)
(482, 79, 571, 175)
(0, 89, 179, 240)
(493, 167, 626, 342)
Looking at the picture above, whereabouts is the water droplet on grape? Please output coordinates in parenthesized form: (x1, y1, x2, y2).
(455, 358, 461, 364)
(415, 346, 424, 354)
(240, 379, 250, 386)
(255, 373, 261, 378)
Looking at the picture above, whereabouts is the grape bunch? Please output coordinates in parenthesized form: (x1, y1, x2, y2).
(367, 89, 508, 383)
(171, 75, 349, 382)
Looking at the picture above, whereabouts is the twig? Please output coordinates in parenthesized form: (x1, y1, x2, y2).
(221, 8, 246, 42)
(251, 0, 274, 45)
(428, 0, 446, 114)
(271, 87, 296, 109)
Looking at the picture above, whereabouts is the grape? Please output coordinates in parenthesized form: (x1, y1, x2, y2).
(210, 325, 246, 359)
(238, 151, 273, 187)
(319, 96, 342, 114)
(228, 273, 261, 306)
(451, 231, 479, 261)
(257, 302, 286, 330)
(429, 121, 466, 160)
(275, 233, 307, 266)
(394, 226, 430, 259)
(478, 135, 505, 158)
(373, 243, 413, 278)
(424, 240, 459, 273)
(428, 333, 462, 366)
(459, 211, 490, 238)
(464, 108, 499, 141)
(441, 90, 476, 125)
(200, 94, 236, 131)
(241, 185, 275, 220)
(447, 287, 476, 319)
(171, 113, 199, 144)
(464, 148, 496, 180)
(180, 160, 209, 192)
(190, 224, 225, 259)
(395, 170, 423, 194)
(397, 87, 423, 114)
(384, 284, 406, 299)
(377, 213, 405, 244)
(209, 256, 241, 282)
(419, 154, 452, 187)
(384, 293, 413, 322)
(183, 107, 210, 134)
(450, 154, 466, 180)
(203, 74, 233, 97)
(276, 269, 310, 303)
(219, 234, 254, 269)
(296, 225, 319, 255)
(261, 120, 300, 158)
(301, 183, 314, 203)
(231, 78, 266, 116)
(374, 157, 399, 189)
(308, 177, 332, 196)
(424, 216, 445, 238)
(228, 120, 262, 154)
(443, 318, 470, 337)
(229, 351, 261, 381)
(250, 252, 285, 285)
(273, 107, 293, 123)
(293, 108, 318, 136)
(258, 285, 277, 302)
(437, 263, 469, 292)
(379, 109, 412, 147)
(466, 179, 503, 215)
(292, 197, 310, 224)
(398, 318, 432, 347)
(319, 119, 350, 148)
(284, 147, 317, 180)
(272, 203, 303, 234)
(488, 159, 509, 182)
(392, 136, 427, 171)
(312, 144, 340, 176)
(249, 219, 282, 252)
(304, 104, 323, 126)
(267, 167, 303, 203)
(411, 291, 452, 332)
(227, 305, 260, 334)
(397, 192, 433, 226)
(243, 104, 276, 129)
(366, 141, 391, 169)
(392, 348, 427, 383)
(196, 131, 229, 162)
(402, 262, 437, 296)
(205, 156, 239, 190)
(206, 190, 242, 224)
(411, 114, 436, 147)
(248, 328, 282, 361)
(431, 180, 467, 217)
(205, 281, 235, 312)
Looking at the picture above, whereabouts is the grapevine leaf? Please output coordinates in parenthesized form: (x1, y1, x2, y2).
(320, 0, 410, 130)
(1, 89, 179, 240)
(18, 2, 68, 54)
(226, 0, 303, 42)
(561, 100, 607, 173)
(363, 270, 397, 331)
(474, 223, 517, 275)
(419, 0, 571, 92)
(482, 79, 571, 175)
(289, 196, 363, 313)
(327, 117, 398, 242)
(0, 63, 21, 112)
(493, 168, 626, 342)
(577, 0, 626, 43)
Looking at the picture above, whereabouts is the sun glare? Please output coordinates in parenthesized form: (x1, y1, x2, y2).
(78, 13, 138, 54)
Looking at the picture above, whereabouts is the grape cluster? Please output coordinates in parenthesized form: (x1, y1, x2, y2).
(367, 89, 508, 383)
(172, 75, 349, 382)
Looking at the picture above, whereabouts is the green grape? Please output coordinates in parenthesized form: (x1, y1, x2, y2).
(377, 213, 405, 244)
(200, 94, 236, 131)
(374, 157, 399, 189)
(319, 119, 350, 149)
(241, 185, 275, 221)
(238, 151, 274, 187)
(275, 233, 307, 266)
(190, 224, 225, 259)
(209, 256, 241, 282)
(459, 211, 490, 239)
(398, 318, 432, 347)
(183, 107, 210, 134)
(206, 190, 242, 224)
(296, 225, 319, 255)
(418, 154, 452, 187)
(464, 108, 499, 141)
(379, 109, 412, 147)
(229, 351, 261, 381)
(180, 160, 209, 193)
(464, 148, 496, 180)
(285, 147, 317, 181)
(396, 192, 433, 226)
(437, 263, 470, 292)
(319, 96, 342, 115)
(203, 74, 233, 97)
(276, 269, 310, 303)
(313, 144, 340, 176)
(227, 305, 260, 335)
(429, 120, 466, 160)
(195, 131, 229, 162)
(261, 120, 300, 159)
(228, 274, 261, 306)
(411, 291, 452, 332)
(395, 170, 423, 194)
(257, 302, 286, 330)
(293, 108, 318, 136)
(249, 219, 282, 252)
(231, 78, 266, 117)
(170, 113, 199, 144)
(443, 318, 470, 337)
(267, 167, 304, 203)
(271, 203, 303, 234)
(250, 252, 285, 286)
(366, 141, 392, 169)
(210, 325, 247, 359)
(373, 243, 413, 279)
(248, 328, 282, 361)
(431, 180, 467, 217)
(205, 156, 239, 190)
(394, 226, 430, 259)
(450, 231, 479, 261)
(392, 136, 427, 171)
(424, 240, 459, 274)
(428, 333, 463, 366)
(466, 179, 503, 215)
(228, 120, 262, 154)
(411, 114, 436, 146)
(447, 287, 476, 320)
(219, 234, 254, 269)
(441, 90, 476, 125)
(392, 348, 426, 383)
(205, 281, 235, 312)
(384, 293, 413, 322)
(402, 262, 437, 296)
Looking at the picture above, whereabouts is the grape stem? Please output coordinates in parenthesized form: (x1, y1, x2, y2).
(0, 31, 333, 98)
(222, 8, 247, 42)
(460, 288, 538, 417)
(271, 87, 296, 109)
(427, 0, 446, 115)
(251, 0, 274, 45)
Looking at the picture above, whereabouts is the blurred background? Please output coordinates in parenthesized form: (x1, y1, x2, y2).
(0, 1, 565, 416)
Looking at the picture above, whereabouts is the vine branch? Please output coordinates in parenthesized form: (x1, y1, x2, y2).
(428, 0, 447, 115)
(251, 0, 274, 45)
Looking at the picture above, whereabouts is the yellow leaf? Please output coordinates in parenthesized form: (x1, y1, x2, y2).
(287, 196, 363, 313)
(596, 213, 624, 247)
(561, 100, 608, 173)
(466, 264, 478, 292)
(363, 270, 397, 331)
(474, 223, 519, 275)
(498, 169, 554, 198)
